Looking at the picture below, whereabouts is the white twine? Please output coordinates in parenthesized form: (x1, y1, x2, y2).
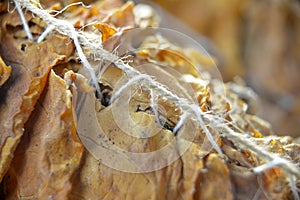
(37, 24, 54, 43)
(13, 0, 299, 198)
(288, 175, 300, 200)
(110, 74, 152, 103)
(189, 104, 223, 154)
(14, 0, 33, 41)
(15, 0, 101, 95)
(173, 110, 188, 134)
(150, 89, 162, 126)
(253, 156, 293, 173)
(50, 2, 91, 17)
(219, 125, 300, 178)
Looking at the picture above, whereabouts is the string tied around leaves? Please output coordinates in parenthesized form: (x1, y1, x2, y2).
(12, 0, 300, 199)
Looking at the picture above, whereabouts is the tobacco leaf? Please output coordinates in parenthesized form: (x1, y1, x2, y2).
(198, 154, 233, 200)
(229, 163, 289, 200)
(93, 0, 124, 11)
(221, 137, 291, 200)
(0, 0, 298, 199)
(0, 2, 6, 13)
(105, 2, 136, 28)
(0, 10, 75, 182)
(138, 36, 202, 78)
(93, 22, 117, 42)
(3, 71, 84, 199)
(70, 127, 205, 199)
(68, 70, 219, 199)
(0, 56, 11, 87)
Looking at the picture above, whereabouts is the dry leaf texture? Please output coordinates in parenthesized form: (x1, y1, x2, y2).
(0, 0, 299, 199)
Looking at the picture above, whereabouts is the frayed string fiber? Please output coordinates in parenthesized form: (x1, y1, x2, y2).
(110, 74, 152, 103)
(150, 89, 162, 126)
(50, 2, 91, 17)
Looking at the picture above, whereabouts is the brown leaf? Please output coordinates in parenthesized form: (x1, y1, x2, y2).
(229, 163, 289, 200)
(68, 77, 212, 199)
(0, 1, 298, 199)
(0, 10, 75, 182)
(0, 56, 11, 86)
(105, 2, 136, 28)
(64, 70, 94, 92)
(70, 137, 205, 199)
(0, 2, 6, 13)
(198, 154, 233, 200)
(3, 71, 84, 199)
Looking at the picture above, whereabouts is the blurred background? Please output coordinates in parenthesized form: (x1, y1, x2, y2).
(146, 0, 300, 138)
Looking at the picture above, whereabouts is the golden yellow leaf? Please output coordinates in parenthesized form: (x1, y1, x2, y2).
(198, 154, 233, 200)
(0, 56, 11, 86)
(94, 22, 117, 42)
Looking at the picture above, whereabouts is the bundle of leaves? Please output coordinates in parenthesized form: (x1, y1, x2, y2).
(0, 0, 299, 199)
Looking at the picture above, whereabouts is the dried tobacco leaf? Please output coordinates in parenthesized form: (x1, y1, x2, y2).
(0, 10, 75, 182)
(70, 139, 205, 199)
(3, 71, 84, 199)
(198, 154, 233, 200)
(0, 0, 299, 199)
(105, 2, 136, 28)
(0, 56, 11, 87)
(93, 22, 117, 42)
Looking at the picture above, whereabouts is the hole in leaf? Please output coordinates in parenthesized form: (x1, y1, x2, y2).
(21, 43, 26, 52)
(96, 83, 113, 107)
